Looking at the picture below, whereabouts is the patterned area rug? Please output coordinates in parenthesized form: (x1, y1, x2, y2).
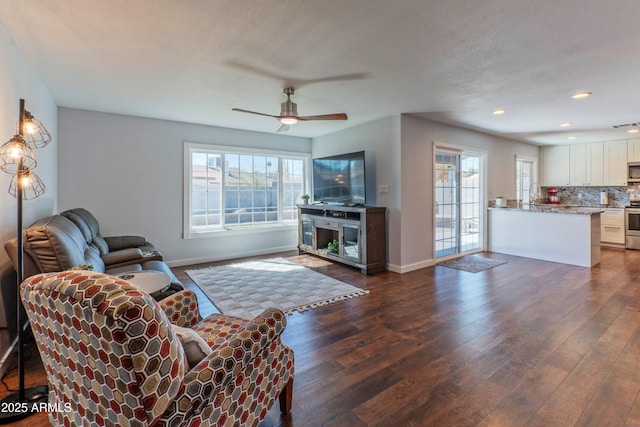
(186, 258, 369, 319)
(437, 254, 507, 273)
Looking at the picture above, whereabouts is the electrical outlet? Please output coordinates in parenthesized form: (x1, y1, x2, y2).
(378, 184, 389, 194)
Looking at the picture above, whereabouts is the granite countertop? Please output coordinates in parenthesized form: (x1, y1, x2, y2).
(488, 205, 604, 215)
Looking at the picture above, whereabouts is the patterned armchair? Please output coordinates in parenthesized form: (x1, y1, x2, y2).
(20, 271, 294, 426)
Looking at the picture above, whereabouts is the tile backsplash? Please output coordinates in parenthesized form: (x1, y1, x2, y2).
(541, 186, 629, 207)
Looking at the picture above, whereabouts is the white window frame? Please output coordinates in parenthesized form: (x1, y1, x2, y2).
(183, 142, 310, 239)
(515, 155, 538, 205)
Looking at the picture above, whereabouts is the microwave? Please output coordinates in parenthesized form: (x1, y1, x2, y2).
(630, 162, 640, 183)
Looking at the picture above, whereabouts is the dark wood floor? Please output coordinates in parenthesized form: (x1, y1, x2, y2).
(4, 248, 640, 426)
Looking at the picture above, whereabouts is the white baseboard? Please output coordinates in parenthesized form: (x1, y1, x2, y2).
(166, 245, 298, 267)
(387, 259, 436, 273)
(600, 242, 625, 248)
(170, 249, 438, 274)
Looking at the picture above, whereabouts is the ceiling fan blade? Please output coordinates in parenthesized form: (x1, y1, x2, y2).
(297, 113, 348, 121)
(276, 124, 290, 132)
(232, 108, 279, 118)
(225, 60, 368, 89)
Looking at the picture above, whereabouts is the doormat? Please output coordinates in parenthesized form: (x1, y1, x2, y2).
(186, 257, 369, 319)
(437, 254, 507, 273)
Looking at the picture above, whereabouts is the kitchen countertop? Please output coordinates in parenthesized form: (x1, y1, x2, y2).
(488, 205, 604, 215)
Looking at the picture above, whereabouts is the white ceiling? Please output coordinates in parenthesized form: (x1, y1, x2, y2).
(2, 0, 640, 145)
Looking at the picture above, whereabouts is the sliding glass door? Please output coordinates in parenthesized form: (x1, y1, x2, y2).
(434, 149, 484, 258)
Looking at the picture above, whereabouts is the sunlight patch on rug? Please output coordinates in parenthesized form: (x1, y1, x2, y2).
(186, 258, 369, 319)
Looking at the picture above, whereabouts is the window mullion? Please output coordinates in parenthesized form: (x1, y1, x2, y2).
(221, 153, 226, 228)
(205, 154, 209, 229)
(188, 147, 194, 236)
(278, 157, 283, 223)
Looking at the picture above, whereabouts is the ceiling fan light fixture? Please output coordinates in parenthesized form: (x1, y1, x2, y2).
(233, 87, 347, 132)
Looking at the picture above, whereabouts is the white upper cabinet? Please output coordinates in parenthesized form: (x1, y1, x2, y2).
(604, 140, 627, 186)
(543, 139, 628, 187)
(590, 142, 604, 185)
(542, 145, 571, 186)
(570, 144, 586, 186)
(570, 142, 603, 186)
(628, 138, 640, 162)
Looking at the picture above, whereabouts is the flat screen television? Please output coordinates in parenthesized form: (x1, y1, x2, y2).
(312, 151, 366, 205)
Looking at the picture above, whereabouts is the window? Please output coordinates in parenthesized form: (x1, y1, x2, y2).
(184, 143, 309, 237)
(516, 157, 536, 204)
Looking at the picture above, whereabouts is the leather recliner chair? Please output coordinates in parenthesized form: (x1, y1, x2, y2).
(5, 208, 183, 299)
(60, 208, 163, 268)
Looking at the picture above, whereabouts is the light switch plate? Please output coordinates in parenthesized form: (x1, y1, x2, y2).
(379, 184, 389, 194)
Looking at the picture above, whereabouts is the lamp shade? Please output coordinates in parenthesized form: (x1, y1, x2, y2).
(0, 136, 37, 174)
(22, 111, 52, 149)
(8, 169, 45, 200)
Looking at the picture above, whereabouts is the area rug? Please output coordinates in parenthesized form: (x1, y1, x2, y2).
(437, 254, 507, 273)
(186, 258, 369, 319)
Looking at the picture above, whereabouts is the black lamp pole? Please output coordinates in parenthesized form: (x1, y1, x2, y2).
(0, 99, 48, 423)
(16, 99, 26, 402)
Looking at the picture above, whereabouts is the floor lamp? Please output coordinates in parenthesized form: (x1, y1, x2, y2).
(0, 99, 51, 423)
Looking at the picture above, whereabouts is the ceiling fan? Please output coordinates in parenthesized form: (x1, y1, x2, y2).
(232, 87, 347, 132)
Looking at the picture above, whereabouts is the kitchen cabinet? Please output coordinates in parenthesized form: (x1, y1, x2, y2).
(604, 140, 628, 186)
(542, 145, 570, 186)
(570, 142, 603, 186)
(489, 208, 601, 267)
(543, 139, 628, 187)
(628, 138, 640, 162)
(601, 208, 625, 245)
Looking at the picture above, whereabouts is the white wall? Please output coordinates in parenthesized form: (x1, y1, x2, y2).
(399, 115, 434, 271)
(58, 108, 311, 266)
(0, 24, 57, 269)
(399, 114, 540, 270)
(0, 20, 57, 373)
(312, 115, 402, 267)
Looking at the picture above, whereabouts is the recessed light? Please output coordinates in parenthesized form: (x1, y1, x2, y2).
(560, 123, 572, 127)
(493, 109, 505, 115)
(571, 91, 592, 99)
(568, 136, 577, 140)
(629, 129, 640, 133)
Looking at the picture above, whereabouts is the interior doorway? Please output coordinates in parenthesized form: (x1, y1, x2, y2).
(434, 149, 484, 258)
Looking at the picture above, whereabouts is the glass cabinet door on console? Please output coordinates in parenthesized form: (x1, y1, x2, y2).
(341, 224, 360, 261)
(300, 215, 313, 247)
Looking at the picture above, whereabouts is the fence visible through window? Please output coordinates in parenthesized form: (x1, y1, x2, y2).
(186, 144, 307, 235)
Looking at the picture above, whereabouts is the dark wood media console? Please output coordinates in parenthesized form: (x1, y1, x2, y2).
(297, 204, 387, 274)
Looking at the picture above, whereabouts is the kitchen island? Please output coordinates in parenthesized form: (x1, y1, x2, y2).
(488, 206, 602, 267)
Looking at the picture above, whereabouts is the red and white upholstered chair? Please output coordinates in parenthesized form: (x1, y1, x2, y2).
(20, 271, 294, 426)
